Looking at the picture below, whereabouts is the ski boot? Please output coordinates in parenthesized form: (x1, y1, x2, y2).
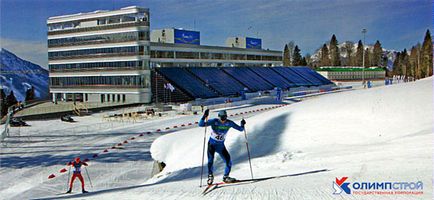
(223, 176, 237, 183)
(82, 189, 89, 194)
(66, 188, 72, 194)
(207, 174, 214, 185)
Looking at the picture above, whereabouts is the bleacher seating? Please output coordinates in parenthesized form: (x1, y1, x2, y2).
(154, 66, 334, 102)
(290, 67, 329, 85)
(293, 66, 333, 85)
(221, 67, 274, 92)
(248, 67, 295, 89)
(272, 67, 313, 86)
(187, 67, 247, 96)
(156, 67, 218, 98)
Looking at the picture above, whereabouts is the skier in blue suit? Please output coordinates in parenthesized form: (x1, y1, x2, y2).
(199, 109, 246, 184)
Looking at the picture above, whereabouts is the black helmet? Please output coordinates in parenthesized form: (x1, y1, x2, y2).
(218, 110, 227, 121)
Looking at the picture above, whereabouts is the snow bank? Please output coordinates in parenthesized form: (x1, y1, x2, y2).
(150, 77, 433, 197)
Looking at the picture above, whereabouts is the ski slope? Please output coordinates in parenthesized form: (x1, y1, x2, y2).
(0, 103, 276, 199)
(130, 77, 433, 199)
(1, 78, 432, 199)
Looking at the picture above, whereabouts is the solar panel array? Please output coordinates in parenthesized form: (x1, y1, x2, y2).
(187, 67, 246, 96)
(155, 66, 333, 99)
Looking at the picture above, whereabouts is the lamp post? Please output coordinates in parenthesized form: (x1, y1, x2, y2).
(362, 28, 367, 84)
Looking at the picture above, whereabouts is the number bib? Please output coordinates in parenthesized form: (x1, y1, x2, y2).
(211, 131, 227, 141)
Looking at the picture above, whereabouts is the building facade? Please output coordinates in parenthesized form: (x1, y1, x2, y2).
(317, 67, 386, 81)
(47, 6, 151, 103)
(47, 7, 282, 104)
(150, 42, 282, 68)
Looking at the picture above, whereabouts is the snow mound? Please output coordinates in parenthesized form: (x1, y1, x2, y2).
(149, 77, 432, 198)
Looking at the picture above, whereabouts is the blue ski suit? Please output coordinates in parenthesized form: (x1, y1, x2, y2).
(199, 118, 244, 176)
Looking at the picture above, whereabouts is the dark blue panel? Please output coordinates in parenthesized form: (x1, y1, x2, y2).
(188, 67, 247, 96)
(293, 66, 333, 85)
(174, 29, 200, 45)
(272, 67, 314, 86)
(248, 67, 295, 89)
(246, 37, 262, 49)
(289, 67, 325, 85)
(157, 67, 217, 98)
(222, 67, 273, 91)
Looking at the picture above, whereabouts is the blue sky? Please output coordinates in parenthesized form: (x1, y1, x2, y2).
(0, 0, 431, 68)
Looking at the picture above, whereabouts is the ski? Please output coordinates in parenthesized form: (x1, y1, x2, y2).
(202, 179, 253, 195)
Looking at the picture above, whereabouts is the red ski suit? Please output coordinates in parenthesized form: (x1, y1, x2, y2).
(67, 161, 88, 190)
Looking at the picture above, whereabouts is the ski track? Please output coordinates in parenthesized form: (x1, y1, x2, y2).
(1, 78, 433, 199)
(1, 104, 280, 200)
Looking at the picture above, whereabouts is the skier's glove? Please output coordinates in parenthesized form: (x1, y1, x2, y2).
(241, 119, 246, 126)
(202, 109, 209, 120)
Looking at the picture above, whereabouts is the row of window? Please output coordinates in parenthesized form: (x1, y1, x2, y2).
(50, 75, 150, 87)
(48, 21, 149, 36)
(100, 94, 126, 103)
(48, 31, 149, 47)
(48, 12, 148, 31)
(49, 61, 149, 71)
(48, 46, 150, 59)
(150, 50, 282, 61)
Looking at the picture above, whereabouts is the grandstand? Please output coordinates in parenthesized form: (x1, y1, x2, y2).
(153, 66, 334, 103)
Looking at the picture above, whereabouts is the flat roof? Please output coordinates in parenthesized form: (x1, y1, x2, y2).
(150, 42, 281, 54)
(317, 67, 385, 72)
(47, 6, 148, 24)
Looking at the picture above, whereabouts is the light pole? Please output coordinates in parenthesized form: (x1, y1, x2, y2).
(362, 28, 367, 84)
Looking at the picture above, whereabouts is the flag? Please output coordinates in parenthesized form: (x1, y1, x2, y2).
(166, 83, 175, 92)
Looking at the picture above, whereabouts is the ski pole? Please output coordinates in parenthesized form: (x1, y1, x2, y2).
(84, 167, 93, 189)
(243, 125, 254, 179)
(66, 165, 71, 191)
(199, 118, 208, 188)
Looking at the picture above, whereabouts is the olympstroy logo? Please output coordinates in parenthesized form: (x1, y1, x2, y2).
(333, 177, 351, 194)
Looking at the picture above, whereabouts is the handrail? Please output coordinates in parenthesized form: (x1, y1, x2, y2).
(48, 21, 149, 35)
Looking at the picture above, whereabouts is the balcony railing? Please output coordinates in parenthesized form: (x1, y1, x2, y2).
(49, 52, 146, 60)
(48, 21, 149, 36)
(48, 38, 148, 48)
(50, 84, 147, 89)
(49, 66, 148, 73)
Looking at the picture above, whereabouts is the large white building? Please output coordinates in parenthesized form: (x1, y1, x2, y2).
(48, 6, 151, 104)
(47, 7, 282, 104)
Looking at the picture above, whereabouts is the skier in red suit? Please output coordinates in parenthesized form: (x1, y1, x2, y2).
(66, 157, 88, 193)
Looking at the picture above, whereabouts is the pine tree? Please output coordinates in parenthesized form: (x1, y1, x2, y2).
(392, 52, 401, 75)
(329, 34, 341, 66)
(409, 46, 419, 78)
(283, 44, 291, 66)
(364, 48, 371, 67)
(292, 45, 303, 66)
(400, 49, 409, 76)
(372, 40, 383, 66)
(421, 29, 433, 77)
(320, 44, 331, 66)
(355, 40, 364, 66)
(301, 57, 307, 66)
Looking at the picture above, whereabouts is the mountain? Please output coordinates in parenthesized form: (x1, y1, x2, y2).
(311, 41, 397, 70)
(0, 48, 49, 101)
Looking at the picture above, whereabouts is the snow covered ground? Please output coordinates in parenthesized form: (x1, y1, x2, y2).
(0, 77, 432, 199)
(0, 103, 278, 199)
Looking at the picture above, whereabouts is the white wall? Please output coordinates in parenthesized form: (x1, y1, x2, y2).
(151, 29, 175, 43)
(225, 37, 246, 48)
